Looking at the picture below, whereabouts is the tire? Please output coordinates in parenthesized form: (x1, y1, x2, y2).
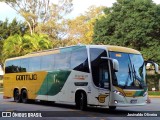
(77, 92, 87, 110)
(21, 90, 28, 103)
(14, 89, 21, 103)
(109, 106, 116, 110)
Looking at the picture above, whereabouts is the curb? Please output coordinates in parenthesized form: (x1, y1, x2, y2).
(149, 96, 160, 98)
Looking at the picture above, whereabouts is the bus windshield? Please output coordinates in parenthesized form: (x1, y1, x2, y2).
(109, 52, 146, 89)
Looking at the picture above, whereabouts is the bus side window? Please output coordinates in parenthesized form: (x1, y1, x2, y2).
(90, 48, 109, 88)
(54, 52, 71, 70)
(5, 60, 21, 73)
(41, 54, 54, 71)
(29, 56, 41, 72)
(99, 64, 109, 88)
(71, 47, 89, 73)
(20, 58, 29, 72)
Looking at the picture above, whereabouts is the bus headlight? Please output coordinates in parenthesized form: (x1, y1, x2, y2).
(114, 100, 118, 104)
(113, 90, 125, 97)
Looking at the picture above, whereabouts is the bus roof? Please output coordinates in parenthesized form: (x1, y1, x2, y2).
(5, 45, 141, 61)
(106, 45, 141, 54)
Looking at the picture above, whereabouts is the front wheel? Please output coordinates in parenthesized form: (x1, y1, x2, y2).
(79, 92, 87, 110)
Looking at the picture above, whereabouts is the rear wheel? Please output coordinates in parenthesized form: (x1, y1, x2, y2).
(21, 90, 28, 103)
(14, 89, 21, 103)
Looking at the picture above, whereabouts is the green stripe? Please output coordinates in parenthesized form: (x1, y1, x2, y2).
(37, 70, 71, 96)
(134, 88, 147, 97)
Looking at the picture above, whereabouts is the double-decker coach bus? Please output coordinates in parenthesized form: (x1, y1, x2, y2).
(3, 45, 158, 110)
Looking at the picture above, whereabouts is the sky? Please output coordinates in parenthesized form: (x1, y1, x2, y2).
(0, 0, 160, 22)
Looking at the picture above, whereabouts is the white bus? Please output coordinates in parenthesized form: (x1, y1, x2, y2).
(3, 45, 158, 110)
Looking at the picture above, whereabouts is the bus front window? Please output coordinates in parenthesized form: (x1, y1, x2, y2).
(109, 52, 146, 89)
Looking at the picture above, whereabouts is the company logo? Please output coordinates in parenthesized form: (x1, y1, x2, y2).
(16, 74, 37, 81)
(96, 94, 109, 103)
(74, 75, 88, 80)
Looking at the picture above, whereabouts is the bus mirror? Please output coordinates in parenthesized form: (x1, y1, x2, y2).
(112, 59, 119, 72)
(101, 57, 119, 72)
(154, 63, 159, 73)
(145, 61, 159, 73)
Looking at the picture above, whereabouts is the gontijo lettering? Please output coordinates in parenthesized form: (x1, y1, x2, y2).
(16, 74, 37, 80)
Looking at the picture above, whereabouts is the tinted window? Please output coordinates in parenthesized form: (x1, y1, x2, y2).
(90, 48, 109, 88)
(5, 60, 21, 73)
(20, 58, 29, 72)
(71, 47, 89, 73)
(41, 54, 54, 71)
(110, 52, 145, 88)
(29, 56, 41, 72)
(54, 52, 71, 70)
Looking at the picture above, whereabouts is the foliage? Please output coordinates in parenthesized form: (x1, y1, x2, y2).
(0, 0, 73, 38)
(93, 0, 160, 64)
(148, 91, 160, 96)
(2, 34, 52, 61)
(146, 73, 160, 91)
(0, 87, 3, 92)
(0, 18, 26, 40)
(65, 6, 105, 45)
(0, 18, 27, 63)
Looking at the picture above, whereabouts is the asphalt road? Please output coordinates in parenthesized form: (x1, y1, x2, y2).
(0, 94, 159, 120)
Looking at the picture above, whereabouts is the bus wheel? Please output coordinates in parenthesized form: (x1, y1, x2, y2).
(21, 90, 28, 103)
(14, 89, 21, 103)
(109, 106, 116, 110)
(79, 92, 87, 110)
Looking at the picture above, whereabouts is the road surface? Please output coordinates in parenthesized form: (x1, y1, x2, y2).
(0, 94, 159, 120)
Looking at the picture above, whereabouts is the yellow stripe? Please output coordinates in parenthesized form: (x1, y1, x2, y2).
(3, 71, 47, 99)
(106, 45, 141, 54)
(115, 86, 136, 97)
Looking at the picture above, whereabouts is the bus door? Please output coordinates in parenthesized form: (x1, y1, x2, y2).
(98, 61, 110, 106)
(90, 48, 110, 106)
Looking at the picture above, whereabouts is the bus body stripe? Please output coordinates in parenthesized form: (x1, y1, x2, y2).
(37, 70, 71, 96)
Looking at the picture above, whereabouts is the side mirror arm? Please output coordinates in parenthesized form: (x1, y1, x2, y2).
(145, 60, 159, 73)
(101, 57, 119, 72)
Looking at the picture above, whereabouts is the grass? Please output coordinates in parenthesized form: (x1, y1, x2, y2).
(148, 91, 160, 96)
(0, 87, 3, 92)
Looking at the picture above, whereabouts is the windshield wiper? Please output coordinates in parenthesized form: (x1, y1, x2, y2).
(124, 64, 132, 88)
(132, 65, 145, 88)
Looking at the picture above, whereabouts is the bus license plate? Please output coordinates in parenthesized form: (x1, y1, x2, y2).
(130, 99, 137, 104)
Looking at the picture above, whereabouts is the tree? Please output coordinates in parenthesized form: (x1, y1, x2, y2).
(0, 0, 73, 36)
(0, 40, 3, 63)
(0, 19, 9, 40)
(93, 0, 160, 64)
(2, 34, 52, 61)
(0, 18, 27, 40)
(65, 6, 105, 45)
(0, 18, 27, 63)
